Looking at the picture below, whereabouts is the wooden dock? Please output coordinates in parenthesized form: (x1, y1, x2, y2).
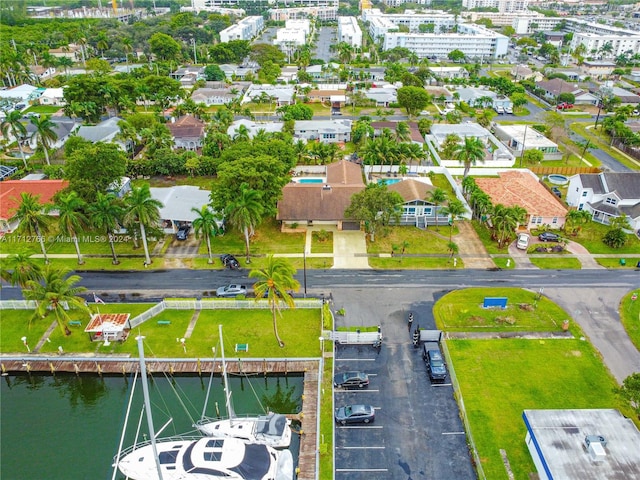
(1, 357, 320, 480)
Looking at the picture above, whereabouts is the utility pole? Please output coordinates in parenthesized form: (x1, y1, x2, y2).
(519, 124, 528, 168)
(192, 38, 197, 64)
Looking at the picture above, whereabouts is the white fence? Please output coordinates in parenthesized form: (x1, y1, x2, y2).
(328, 330, 381, 345)
(129, 302, 166, 328)
(0, 300, 38, 310)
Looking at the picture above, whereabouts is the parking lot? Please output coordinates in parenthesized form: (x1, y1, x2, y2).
(332, 294, 476, 479)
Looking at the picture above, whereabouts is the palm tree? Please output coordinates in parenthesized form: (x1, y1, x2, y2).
(23, 267, 91, 336)
(123, 184, 163, 265)
(441, 198, 467, 241)
(453, 136, 486, 179)
(249, 256, 300, 348)
(428, 188, 448, 230)
(293, 139, 308, 164)
(55, 192, 89, 264)
(57, 56, 74, 76)
(89, 192, 123, 265)
(0, 253, 43, 287)
(10, 193, 52, 264)
(394, 122, 411, 142)
(1, 110, 28, 168)
(565, 209, 591, 235)
(191, 205, 220, 264)
(233, 124, 251, 142)
(29, 115, 58, 166)
(491, 204, 519, 248)
(226, 184, 264, 263)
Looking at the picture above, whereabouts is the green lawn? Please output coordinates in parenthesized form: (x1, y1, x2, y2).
(596, 258, 640, 269)
(24, 105, 63, 114)
(529, 256, 582, 269)
(471, 220, 512, 254)
(319, 357, 334, 480)
(131, 176, 214, 190)
(433, 288, 573, 333)
(492, 257, 514, 269)
(430, 173, 457, 197)
(311, 231, 333, 253)
(367, 226, 457, 255)
(568, 222, 640, 254)
(571, 123, 640, 172)
(619, 290, 640, 352)
(369, 256, 462, 269)
(449, 338, 634, 480)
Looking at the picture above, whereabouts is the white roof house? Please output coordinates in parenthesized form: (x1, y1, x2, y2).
(363, 87, 397, 107)
(275, 28, 307, 46)
(242, 84, 295, 106)
(0, 84, 39, 109)
(227, 119, 284, 138)
(523, 409, 640, 480)
(493, 124, 560, 159)
(294, 119, 353, 144)
(38, 87, 66, 106)
(150, 186, 222, 233)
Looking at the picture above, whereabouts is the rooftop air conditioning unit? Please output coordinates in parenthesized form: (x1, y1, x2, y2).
(584, 435, 607, 462)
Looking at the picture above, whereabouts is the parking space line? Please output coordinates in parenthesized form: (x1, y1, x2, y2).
(338, 358, 377, 361)
(338, 446, 386, 450)
(336, 469, 389, 472)
(334, 389, 380, 393)
(337, 425, 383, 429)
(442, 431, 466, 435)
(432, 383, 452, 387)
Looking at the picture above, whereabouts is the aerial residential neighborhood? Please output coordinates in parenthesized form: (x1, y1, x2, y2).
(1, 0, 640, 479)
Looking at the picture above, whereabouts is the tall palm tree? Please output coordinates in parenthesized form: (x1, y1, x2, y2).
(0, 252, 43, 287)
(293, 139, 308, 164)
(394, 122, 411, 142)
(24, 267, 91, 336)
(226, 184, 264, 263)
(191, 205, 220, 264)
(29, 115, 58, 165)
(123, 184, 163, 265)
(565, 209, 591, 235)
(427, 188, 448, 230)
(89, 192, 123, 265)
(1, 110, 28, 168)
(55, 191, 89, 264)
(453, 136, 486, 179)
(10, 192, 52, 264)
(57, 56, 74, 76)
(233, 124, 251, 142)
(250, 256, 300, 348)
(441, 198, 467, 241)
(491, 204, 519, 248)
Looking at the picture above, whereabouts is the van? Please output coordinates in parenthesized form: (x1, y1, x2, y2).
(516, 233, 530, 250)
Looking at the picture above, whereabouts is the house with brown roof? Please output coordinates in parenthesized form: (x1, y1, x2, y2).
(276, 160, 365, 230)
(370, 121, 424, 145)
(0, 179, 68, 233)
(386, 179, 451, 228)
(475, 171, 567, 230)
(167, 115, 206, 151)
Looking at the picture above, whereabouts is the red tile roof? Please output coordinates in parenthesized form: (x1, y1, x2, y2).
(475, 171, 567, 217)
(0, 180, 68, 221)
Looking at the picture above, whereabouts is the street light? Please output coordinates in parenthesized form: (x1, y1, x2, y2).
(319, 336, 324, 355)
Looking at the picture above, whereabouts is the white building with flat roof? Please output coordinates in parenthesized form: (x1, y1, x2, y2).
(462, 0, 529, 12)
(362, 9, 455, 34)
(570, 32, 640, 57)
(285, 19, 311, 36)
(275, 28, 307, 47)
(192, 0, 337, 8)
(338, 17, 362, 48)
(512, 15, 563, 34)
(219, 15, 264, 43)
(382, 0, 431, 6)
(269, 6, 337, 21)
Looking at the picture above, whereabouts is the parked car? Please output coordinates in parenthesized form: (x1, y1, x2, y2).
(516, 233, 530, 250)
(334, 404, 375, 425)
(504, 105, 513, 114)
(422, 344, 447, 383)
(220, 254, 240, 270)
(333, 371, 369, 389)
(215, 284, 247, 298)
(176, 225, 190, 241)
(556, 102, 574, 110)
(538, 232, 561, 242)
(494, 105, 505, 114)
(551, 187, 562, 198)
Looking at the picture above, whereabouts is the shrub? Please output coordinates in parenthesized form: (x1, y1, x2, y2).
(603, 228, 627, 249)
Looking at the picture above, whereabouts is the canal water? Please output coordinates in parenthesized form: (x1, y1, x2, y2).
(1, 372, 303, 480)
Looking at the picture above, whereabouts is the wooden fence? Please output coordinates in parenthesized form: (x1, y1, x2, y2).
(530, 166, 601, 175)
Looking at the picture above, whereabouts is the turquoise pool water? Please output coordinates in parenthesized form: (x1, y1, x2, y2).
(297, 178, 324, 184)
(378, 178, 401, 185)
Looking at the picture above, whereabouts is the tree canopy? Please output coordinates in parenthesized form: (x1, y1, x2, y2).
(397, 86, 430, 116)
(345, 183, 403, 242)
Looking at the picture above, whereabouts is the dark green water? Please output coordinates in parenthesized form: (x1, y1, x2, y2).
(0, 372, 303, 480)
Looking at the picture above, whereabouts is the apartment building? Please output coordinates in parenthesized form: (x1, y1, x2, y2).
(462, 0, 529, 12)
(382, 0, 431, 6)
(219, 15, 264, 42)
(268, 6, 338, 21)
(192, 0, 336, 8)
(362, 8, 456, 35)
(338, 17, 363, 48)
(570, 32, 640, 56)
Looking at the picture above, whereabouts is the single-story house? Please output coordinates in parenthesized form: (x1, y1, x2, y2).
(219, 63, 259, 80)
(150, 185, 223, 235)
(38, 87, 66, 106)
(0, 84, 39, 110)
(543, 68, 585, 82)
(242, 84, 295, 106)
(166, 115, 206, 151)
(475, 171, 567, 230)
(170, 66, 206, 87)
(190, 87, 240, 106)
(542, 31, 564, 47)
(370, 121, 424, 145)
(510, 65, 544, 82)
(278, 65, 299, 83)
(428, 67, 469, 80)
(48, 44, 82, 60)
(307, 89, 347, 103)
(424, 86, 454, 102)
(227, 119, 284, 138)
(535, 78, 578, 100)
(277, 159, 365, 230)
(580, 60, 616, 78)
(606, 86, 640, 106)
(76, 117, 132, 152)
(29, 65, 56, 82)
(0, 179, 68, 233)
(350, 66, 386, 81)
(294, 119, 352, 144)
(386, 178, 450, 228)
(363, 87, 397, 107)
(566, 172, 640, 231)
(455, 87, 500, 108)
(306, 63, 340, 82)
(523, 409, 640, 480)
(574, 90, 600, 105)
(25, 117, 80, 152)
(492, 124, 561, 160)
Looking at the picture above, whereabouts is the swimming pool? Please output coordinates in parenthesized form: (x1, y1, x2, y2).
(297, 178, 324, 184)
(548, 174, 568, 185)
(378, 178, 401, 185)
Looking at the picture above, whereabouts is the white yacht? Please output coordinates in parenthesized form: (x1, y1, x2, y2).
(195, 412, 292, 449)
(115, 436, 293, 480)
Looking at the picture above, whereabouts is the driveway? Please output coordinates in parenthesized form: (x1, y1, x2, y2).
(455, 222, 494, 268)
(333, 230, 370, 269)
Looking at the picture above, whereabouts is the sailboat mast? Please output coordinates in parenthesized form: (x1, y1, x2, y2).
(136, 335, 164, 480)
(218, 325, 235, 419)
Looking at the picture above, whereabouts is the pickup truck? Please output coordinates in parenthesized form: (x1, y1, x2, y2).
(216, 284, 247, 298)
(422, 342, 447, 383)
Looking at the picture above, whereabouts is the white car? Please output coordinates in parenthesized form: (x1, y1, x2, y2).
(516, 233, 530, 250)
(216, 284, 248, 298)
(495, 105, 505, 114)
(504, 105, 513, 114)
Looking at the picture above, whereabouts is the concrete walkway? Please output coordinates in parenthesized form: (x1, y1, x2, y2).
(565, 240, 606, 269)
(332, 230, 370, 269)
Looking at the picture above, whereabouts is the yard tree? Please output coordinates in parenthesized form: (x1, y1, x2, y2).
(64, 142, 127, 203)
(0, 253, 43, 288)
(447, 49, 465, 62)
(225, 183, 264, 263)
(250, 43, 286, 66)
(616, 373, 640, 417)
(23, 267, 91, 336)
(277, 103, 313, 121)
(88, 192, 124, 265)
(123, 184, 163, 266)
(427, 188, 448, 230)
(557, 92, 576, 104)
(149, 32, 182, 61)
(9, 193, 52, 264)
(441, 198, 467, 241)
(345, 183, 403, 242)
(29, 115, 58, 166)
(523, 149, 544, 165)
(204, 64, 225, 81)
(397, 86, 430, 116)
(55, 191, 89, 265)
(0, 110, 28, 168)
(191, 205, 220, 264)
(63, 75, 116, 122)
(453, 136, 486, 179)
(250, 256, 300, 348)
(564, 209, 591, 235)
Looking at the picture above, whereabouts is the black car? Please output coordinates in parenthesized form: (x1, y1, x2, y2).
(423, 344, 447, 383)
(334, 404, 375, 425)
(220, 254, 240, 270)
(333, 371, 369, 389)
(538, 232, 561, 242)
(176, 225, 190, 241)
(551, 187, 562, 198)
